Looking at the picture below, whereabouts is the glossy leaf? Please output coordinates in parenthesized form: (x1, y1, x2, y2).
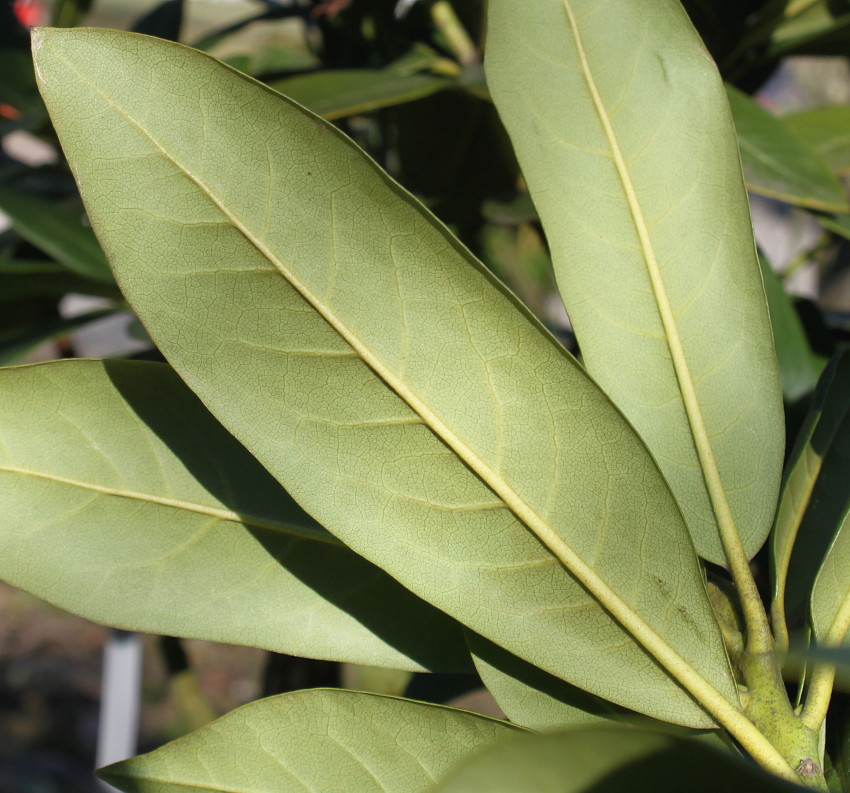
(34, 27, 739, 726)
(270, 69, 453, 121)
(0, 359, 470, 672)
(727, 85, 849, 213)
(785, 106, 850, 177)
(0, 307, 115, 365)
(759, 254, 825, 403)
(0, 189, 112, 282)
(777, 351, 850, 640)
(100, 689, 516, 793)
(430, 726, 800, 793)
(486, 0, 784, 565)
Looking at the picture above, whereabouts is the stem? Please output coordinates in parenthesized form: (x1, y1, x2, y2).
(743, 650, 827, 790)
(802, 665, 836, 731)
(430, 1, 478, 65)
(801, 595, 850, 730)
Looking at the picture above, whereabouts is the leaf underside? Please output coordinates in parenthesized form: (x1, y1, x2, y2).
(100, 689, 517, 793)
(33, 26, 737, 726)
(485, 0, 784, 566)
(0, 359, 469, 672)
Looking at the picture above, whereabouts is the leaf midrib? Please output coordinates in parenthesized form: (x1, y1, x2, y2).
(558, 1, 748, 574)
(56, 45, 742, 728)
(0, 463, 334, 544)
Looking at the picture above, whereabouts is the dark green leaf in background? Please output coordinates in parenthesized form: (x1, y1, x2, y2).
(270, 68, 453, 120)
(0, 308, 114, 365)
(727, 84, 849, 213)
(785, 106, 850, 177)
(0, 188, 113, 283)
(759, 254, 826, 403)
(773, 351, 850, 645)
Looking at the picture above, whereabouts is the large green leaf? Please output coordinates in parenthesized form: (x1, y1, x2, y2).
(727, 85, 849, 213)
(485, 0, 784, 566)
(100, 689, 516, 793)
(429, 726, 801, 793)
(0, 359, 469, 672)
(33, 27, 739, 727)
(0, 189, 113, 283)
(785, 106, 850, 177)
(776, 351, 850, 642)
(269, 69, 453, 121)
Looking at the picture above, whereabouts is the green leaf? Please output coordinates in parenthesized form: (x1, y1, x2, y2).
(759, 254, 826, 403)
(485, 0, 784, 566)
(785, 106, 850, 177)
(817, 213, 850, 240)
(0, 189, 113, 283)
(269, 69, 454, 121)
(770, 0, 850, 56)
(429, 726, 800, 793)
(0, 260, 122, 302)
(0, 359, 469, 672)
(0, 307, 115, 365)
(100, 689, 516, 793)
(727, 85, 849, 213)
(33, 27, 739, 727)
(0, 50, 43, 117)
(774, 351, 850, 643)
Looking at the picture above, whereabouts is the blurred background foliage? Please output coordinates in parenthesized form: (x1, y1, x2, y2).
(1, 0, 850, 791)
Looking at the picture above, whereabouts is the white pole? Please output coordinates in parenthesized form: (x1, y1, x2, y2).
(96, 630, 143, 792)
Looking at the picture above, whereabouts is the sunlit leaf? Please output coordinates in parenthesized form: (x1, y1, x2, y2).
(33, 26, 739, 726)
(486, 0, 784, 565)
(100, 689, 517, 793)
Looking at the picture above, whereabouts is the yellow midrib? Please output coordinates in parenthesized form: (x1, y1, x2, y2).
(0, 464, 334, 544)
(557, 0, 759, 608)
(47, 41, 795, 774)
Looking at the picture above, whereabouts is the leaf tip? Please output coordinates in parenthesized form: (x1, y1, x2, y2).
(30, 26, 57, 85)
